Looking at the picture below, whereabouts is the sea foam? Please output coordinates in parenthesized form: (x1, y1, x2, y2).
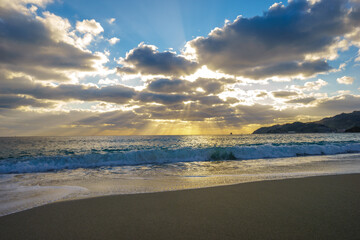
(1, 142, 360, 174)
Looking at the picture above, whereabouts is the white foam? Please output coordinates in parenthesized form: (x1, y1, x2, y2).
(1, 143, 360, 173)
(0, 180, 87, 216)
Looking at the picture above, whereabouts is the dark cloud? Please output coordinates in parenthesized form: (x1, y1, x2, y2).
(280, 94, 360, 117)
(272, 91, 299, 98)
(117, 44, 198, 76)
(315, 95, 360, 113)
(1, 73, 236, 106)
(115, 67, 137, 74)
(287, 97, 316, 104)
(196, 96, 224, 105)
(256, 92, 268, 98)
(0, 74, 136, 104)
(349, 5, 360, 23)
(0, 8, 99, 81)
(46, 84, 136, 103)
(195, 78, 236, 94)
(136, 92, 190, 105)
(147, 79, 191, 93)
(189, 0, 356, 78)
(243, 60, 332, 79)
(138, 77, 236, 106)
(0, 95, 54, 109)
(145, 77, 236, 95)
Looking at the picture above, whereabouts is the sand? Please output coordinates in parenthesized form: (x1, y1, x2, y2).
(1, 174, 360, 240)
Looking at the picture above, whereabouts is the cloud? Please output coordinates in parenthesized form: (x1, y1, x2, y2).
(290, 79, 328, 91)
(312, 94, 360, 113)
(2, 90, 360, 135)
(98, 78, 120, 86)
(336, 76, 354, 85)
(0, 74, 136, 104)
(337, 90, 351, 94)
(256, 92, 268, 98)
(136, 92, 190, 105)
(117, 43, 199, 77)
(188, 0, 358, 79)
(196, 95, 225, 105)
(108, 37, 120, 45)
(0, 94, 54, 109)
(195, 78, 236, 94)
(147, 79, 191, 93)
(76, 19, 104, 35)
(272, 91, 299, 98)
(1, 72, 237, 107)
(2, 0, 360, 136)
(0, 6, 100, 81)
(36, 11, 73, 43)
(146, 77, 235, 95)
(242, 60, 332, 79)
(0, 0, 53, 13)
(0, 109, 104, 136)
(107, 18, 116, 24)
(286, 97, 316, 104)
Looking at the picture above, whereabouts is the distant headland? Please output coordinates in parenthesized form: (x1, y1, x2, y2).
(253, 111, 360, 134)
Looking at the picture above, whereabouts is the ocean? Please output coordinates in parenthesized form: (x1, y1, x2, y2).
(1, 134, 360, 216)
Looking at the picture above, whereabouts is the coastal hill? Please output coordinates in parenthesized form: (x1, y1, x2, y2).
(253, 111, 360, 134)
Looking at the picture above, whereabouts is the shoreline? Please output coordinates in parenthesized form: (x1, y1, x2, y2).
(1, 170, 358, 218)
(1, 173, 360, 239)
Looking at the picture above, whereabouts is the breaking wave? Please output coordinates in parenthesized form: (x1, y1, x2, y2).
(1, 142, 360, 174)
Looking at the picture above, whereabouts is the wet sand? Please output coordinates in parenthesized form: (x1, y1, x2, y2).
(1, 174, 360, 240)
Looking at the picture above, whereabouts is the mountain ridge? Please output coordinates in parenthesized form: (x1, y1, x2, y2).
(253, 111, 360, 134)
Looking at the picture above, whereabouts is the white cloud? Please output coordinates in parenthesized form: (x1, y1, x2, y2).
(290, 79, 328, 91)
(76, 19, 104, 35)
(356, 50, 360, 62)
(98, 78, 120, 86)
(29, 5, 38, 13)
(37, 13, 104, 50)
(0, 0, 53, 13)
(36, 11, 73, 44)
(108, 18, 116, 24)
(337, 90, 351, 94)
(337, 76, 354, 85)
(108, 37, 120, 45)
(269, 2, 284, 10)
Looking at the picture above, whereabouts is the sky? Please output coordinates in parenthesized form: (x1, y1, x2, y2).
(0, 0, 360, 136)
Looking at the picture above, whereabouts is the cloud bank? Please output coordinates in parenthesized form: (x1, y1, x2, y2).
(117, 43, 198, 77)
(1, 0, 360, 135)
(188, 0, 358, 79)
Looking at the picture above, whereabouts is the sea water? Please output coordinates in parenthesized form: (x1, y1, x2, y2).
(1, 134, 360, 216)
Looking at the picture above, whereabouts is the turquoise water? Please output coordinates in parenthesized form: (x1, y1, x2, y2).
(1, 134, 360, 216)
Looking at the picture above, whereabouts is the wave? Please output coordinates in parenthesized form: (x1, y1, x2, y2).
(1, 142, 360, 174)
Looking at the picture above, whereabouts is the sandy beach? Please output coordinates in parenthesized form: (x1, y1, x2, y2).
(1, 174, 360, 240)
